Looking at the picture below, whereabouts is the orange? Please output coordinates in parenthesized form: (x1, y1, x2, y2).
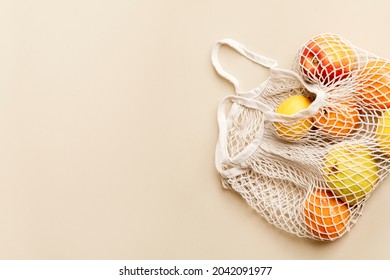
(356, 59, 390, 110)
(303, 189, 350, 240)
(313, 101, 360, 137)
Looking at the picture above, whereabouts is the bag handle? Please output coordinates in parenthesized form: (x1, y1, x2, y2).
(212, 39, 275, 178)
(212, 38, 327, 120)
(211, 38, 278, 98)
(212, 39, 328, 178)
(215, 95, 271, 178)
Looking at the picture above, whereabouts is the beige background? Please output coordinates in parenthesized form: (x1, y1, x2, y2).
(0, 0, 389, 259)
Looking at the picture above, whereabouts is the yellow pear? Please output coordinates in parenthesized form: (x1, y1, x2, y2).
(323, 143, 379, 206)
(376, 109, 390, 157)
(274, 95, 313, 140)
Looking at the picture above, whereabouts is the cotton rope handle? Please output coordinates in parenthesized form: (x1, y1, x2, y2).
(211, 38, 327, 121)
(212, 38, 327, 178)
(215, 95, 270, 179)
(211, 38, 278, 98)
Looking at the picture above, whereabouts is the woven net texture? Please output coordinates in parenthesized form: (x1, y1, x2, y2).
(215, 33, 390, 241)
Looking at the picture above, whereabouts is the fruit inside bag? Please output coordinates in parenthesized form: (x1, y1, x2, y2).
(212, 35, 390, 241)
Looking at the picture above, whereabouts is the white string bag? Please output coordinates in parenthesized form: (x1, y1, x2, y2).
(212, 35, 390, 241)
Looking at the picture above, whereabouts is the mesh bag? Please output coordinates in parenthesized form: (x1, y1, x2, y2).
(211, 35, 390, 241)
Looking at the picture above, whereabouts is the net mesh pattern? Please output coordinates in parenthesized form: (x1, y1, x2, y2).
(214, 34, 390, 241)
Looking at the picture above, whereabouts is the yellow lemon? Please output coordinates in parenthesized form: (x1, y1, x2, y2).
(274, 95, 313, 140)
(376, 109, 390, 157)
